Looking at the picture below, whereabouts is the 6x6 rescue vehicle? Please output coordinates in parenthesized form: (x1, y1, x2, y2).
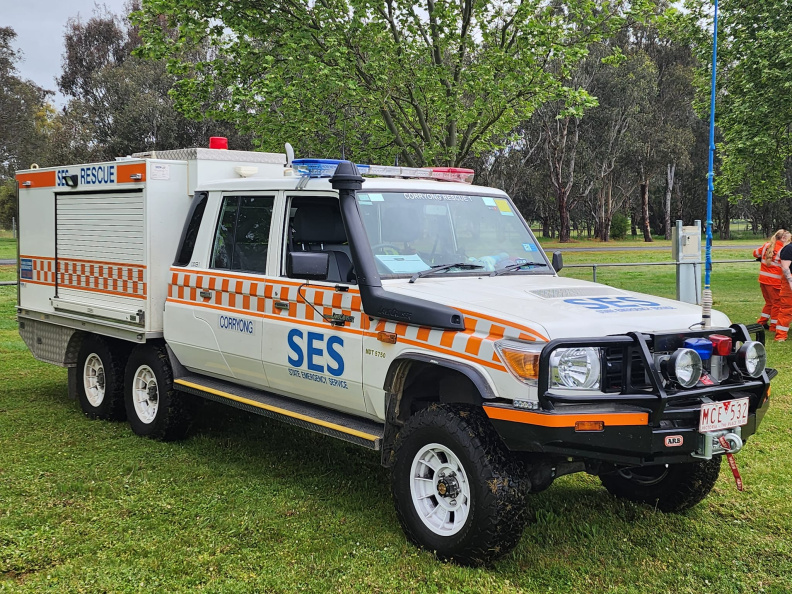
(15, 145, 773, 564)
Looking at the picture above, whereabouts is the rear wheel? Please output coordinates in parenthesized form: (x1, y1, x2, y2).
(76, 335, 128, 421)
(391, 404, 528, 565)
(124, 343, 192, 441)
(600, 457, 722, 512)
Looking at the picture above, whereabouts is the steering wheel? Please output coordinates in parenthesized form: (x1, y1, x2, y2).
(371, 243, 402, 255)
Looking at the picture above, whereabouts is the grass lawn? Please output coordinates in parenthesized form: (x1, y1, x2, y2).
(0, 238, 17, 260)
(1, 259, 791, 593)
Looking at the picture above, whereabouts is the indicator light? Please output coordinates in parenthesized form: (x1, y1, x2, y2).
(377, 331, 398, 344)
(575, 420, 604, 432)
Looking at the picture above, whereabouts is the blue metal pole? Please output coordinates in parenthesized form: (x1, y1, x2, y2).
(705, 0, 719, 290)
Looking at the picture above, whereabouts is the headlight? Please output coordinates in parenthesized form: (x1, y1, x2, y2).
(664, 348, 702, 388)
(736, 341, 766, 378)
(495, 340, 543, 386)
(549, 347, 602, 389)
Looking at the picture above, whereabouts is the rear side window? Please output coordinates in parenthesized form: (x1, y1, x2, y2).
(211, 195, 275, 274)
(174, 191, 208, 266)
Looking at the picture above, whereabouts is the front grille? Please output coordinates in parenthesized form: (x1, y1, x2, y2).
(602, 347, 649, 393)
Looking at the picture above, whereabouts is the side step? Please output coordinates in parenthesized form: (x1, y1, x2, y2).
(174, 375, 384, 450)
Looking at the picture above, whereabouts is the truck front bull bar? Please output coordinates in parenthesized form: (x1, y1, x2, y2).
(536, 324, 772, 427)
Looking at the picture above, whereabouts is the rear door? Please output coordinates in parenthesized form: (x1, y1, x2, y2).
(194, 193, 277, 387)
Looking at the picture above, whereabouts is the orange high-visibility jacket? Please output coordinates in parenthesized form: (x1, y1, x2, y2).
(753, 240, 784, 287)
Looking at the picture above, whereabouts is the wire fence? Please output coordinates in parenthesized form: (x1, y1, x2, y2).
(1, 258, 758, 288)
(565, 259, 756, 283)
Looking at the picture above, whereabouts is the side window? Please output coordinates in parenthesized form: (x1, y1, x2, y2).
(211, 195, 274, 273)
(174, 191, 208, 266)
(285, 197, 355, 283)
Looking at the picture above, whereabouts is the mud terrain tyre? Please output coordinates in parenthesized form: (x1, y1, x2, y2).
(124, 343, 192, 441)
(600, 457, 722, 512)
(391, 404, 528, 565)
(76, 334, 129, 421)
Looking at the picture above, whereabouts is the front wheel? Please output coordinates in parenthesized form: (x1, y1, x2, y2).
(124, 343, 192, 441)
(599, 457, 722, 512)
(391, 404, 528, 565)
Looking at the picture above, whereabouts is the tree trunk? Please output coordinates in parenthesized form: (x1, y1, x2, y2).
(596, 186, 605, 241)
(640, 180, 653, 242)
(664, 162, 675, 240)
(542, 218, 550, 238)
(720, 198, 731, 240)
(558, 188, 571, 243)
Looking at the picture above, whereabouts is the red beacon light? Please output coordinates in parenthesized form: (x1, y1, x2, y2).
(709, 334, 733, 356)
(431, 167, 475, 184)
(209, 136, 228, 150)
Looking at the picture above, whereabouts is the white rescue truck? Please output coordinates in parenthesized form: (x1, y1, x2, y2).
(15, 146, 773, 564)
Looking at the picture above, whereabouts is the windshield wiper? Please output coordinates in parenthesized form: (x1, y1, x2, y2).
(409, 262, 484, 283)
(489, 262, 549, 277)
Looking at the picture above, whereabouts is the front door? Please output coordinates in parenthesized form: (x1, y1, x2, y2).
(261, 194, 366, 415)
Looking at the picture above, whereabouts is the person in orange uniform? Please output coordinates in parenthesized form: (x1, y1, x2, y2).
(753, 229, 789, 331)
(775, 235, 792, 341)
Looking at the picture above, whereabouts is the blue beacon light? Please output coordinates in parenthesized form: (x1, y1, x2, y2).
(683, 337, 713, 361)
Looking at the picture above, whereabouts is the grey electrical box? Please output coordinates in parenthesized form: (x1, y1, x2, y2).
(672, 220, 702, 304)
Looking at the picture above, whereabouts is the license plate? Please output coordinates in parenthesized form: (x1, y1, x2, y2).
(699, 398, 749, 433)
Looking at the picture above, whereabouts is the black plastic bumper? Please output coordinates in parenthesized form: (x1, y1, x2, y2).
(485, 391, 769, 465)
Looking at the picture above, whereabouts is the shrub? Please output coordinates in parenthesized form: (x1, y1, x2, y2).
(610, 212, 629, 240)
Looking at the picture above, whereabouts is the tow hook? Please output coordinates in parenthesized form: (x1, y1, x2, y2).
(720, 432, 743, 454)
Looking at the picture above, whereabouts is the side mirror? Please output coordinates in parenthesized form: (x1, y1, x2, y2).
(288, 252, 329, 280)
(551, 251, 563, 273)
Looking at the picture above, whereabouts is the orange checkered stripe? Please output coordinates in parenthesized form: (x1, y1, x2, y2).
(167, 268, 547, 372)
(366, 312, 546, 372)
(20, 255, 147, 300)
(167, 269, 363, 331)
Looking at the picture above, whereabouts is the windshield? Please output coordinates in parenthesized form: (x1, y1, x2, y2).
(357, 191, 547, 277)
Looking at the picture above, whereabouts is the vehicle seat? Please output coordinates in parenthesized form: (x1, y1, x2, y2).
(291, 205, 355, 283)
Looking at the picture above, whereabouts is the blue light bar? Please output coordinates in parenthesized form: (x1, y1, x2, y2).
(292, 158, 370, 178)
(683, 337, 713, 361)
(290, 158, 474, 184)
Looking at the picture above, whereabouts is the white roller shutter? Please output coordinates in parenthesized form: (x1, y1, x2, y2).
(56, 191, 144, 263)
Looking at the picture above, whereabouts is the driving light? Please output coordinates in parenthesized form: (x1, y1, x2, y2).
(495, 340, 543, 386)
(550, 347, 602, 389)
(664, 348, 703, 388)
(736, 341, 766, 378)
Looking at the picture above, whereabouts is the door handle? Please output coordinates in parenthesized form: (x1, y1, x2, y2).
(274, 301, 290, 310)
(199, 290, 212, 299)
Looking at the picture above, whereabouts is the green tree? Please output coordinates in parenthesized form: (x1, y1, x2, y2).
(681, 0, 792, 203)
(134, 0, 642, 167)
(0, 27, 51, 179)
(55, 5, 250, 162)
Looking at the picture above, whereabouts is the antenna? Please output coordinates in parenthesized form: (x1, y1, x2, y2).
(341, 119, 346, 160)
(285, 143, 294, 166)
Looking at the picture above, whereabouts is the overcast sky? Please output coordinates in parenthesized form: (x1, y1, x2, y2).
(4, 0, 129, 106)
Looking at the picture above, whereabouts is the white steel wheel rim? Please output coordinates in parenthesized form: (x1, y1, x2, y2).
(409, 443, 471, 537)
(83, 353, 106, 407)
(132, 365, 159, 424)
